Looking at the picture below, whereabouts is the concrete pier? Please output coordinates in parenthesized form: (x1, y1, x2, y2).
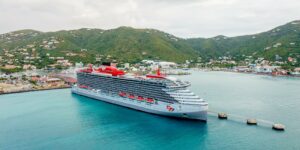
(208, 110, 285, 131)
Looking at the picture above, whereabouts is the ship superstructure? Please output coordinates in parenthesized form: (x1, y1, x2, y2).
(72, 65, 208, 121)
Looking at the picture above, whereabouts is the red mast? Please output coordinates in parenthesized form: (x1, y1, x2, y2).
(146, 68, 166, 79)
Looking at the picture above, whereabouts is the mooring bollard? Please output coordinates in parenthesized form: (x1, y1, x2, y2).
(247, 119, 257, 125)
(272, 123, 285, 131)
(218, 113, 228, 119)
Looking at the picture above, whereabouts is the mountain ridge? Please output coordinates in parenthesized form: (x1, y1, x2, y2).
(1, 20, 300, 65)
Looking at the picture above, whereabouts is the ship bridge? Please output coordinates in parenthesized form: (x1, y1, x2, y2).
(163, 76, 191, 89)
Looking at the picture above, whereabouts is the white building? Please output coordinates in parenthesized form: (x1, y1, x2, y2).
(124, 63, 130, 69)
(255, 66, 280, 73)
(157, 61, 177, 69)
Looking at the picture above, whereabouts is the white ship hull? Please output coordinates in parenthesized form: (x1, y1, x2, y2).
(71, 86, 208, 121)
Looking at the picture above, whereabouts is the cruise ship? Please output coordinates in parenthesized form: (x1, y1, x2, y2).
(71, 64, 208, 121)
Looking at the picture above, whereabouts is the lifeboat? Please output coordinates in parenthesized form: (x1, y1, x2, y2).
(128, 94, 135, 99)
(146, 98, 154, 103)
(119, 92, 126, 97)
(137, 96, 144, 101)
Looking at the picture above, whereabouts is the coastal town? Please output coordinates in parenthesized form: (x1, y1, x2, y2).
(1, 49, 300, 94)
(1, 31, 300, 94)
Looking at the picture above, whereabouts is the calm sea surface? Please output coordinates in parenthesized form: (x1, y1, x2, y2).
(1, 71, 300, 150)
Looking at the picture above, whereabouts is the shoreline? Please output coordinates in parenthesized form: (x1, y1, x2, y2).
(0, 86, 71, 95)
(225, 70, 300, 78)
(192, 68, 300, 78)
(1, 70, 299, 96)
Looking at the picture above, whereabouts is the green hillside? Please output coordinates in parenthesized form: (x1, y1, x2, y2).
(1, 20, 300, 66)
(186, 20, 300, 61)
(0, 27, 197, 64)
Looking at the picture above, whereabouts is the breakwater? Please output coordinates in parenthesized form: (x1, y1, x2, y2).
(0, 86, 71, 95)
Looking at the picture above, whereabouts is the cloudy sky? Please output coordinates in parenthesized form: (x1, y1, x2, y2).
(0, 0, 299, 38)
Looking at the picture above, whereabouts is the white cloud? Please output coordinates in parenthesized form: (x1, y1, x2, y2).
(0, 0, 299, 38)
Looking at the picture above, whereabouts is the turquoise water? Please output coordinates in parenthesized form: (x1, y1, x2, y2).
(1, 71, 300, 150)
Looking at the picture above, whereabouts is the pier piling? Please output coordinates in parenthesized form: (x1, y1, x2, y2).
(272, 124, 285, 131)
(218, 113, 228, 119)
(246, 119, 258, 125)
(208, 110, 285, 131)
